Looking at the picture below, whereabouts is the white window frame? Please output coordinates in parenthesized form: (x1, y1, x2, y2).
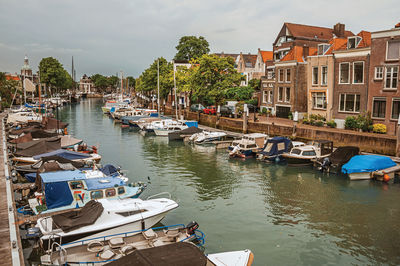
(321, 66, 328, 86)
(391, 98, 400, 120)
(312, 66, 318, 85)
(374, 66, 384, 80)
(278, 87, 284, 102)
(278, 69, 284, 83)
(311, 92, 327, 110)
(352, 61, 364, 84)
(285, 87, 290, 102)
(263, 91, 268, 103)
(338, 93, 360, 113)
(347, 36, 361, 49)
(384, 66, 399, 90)
(268, 90, 273, 103)
(339, 62, 350, 84)
(386, 40, 400, 61)
(372, 97, 387, 119)
(285, 69, 291, 83)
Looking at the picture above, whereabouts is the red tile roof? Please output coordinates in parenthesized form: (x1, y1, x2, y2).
(285, 22, 353, 40)
(242, 54, 257, 68)
(280, 46, 317, 63)
(260, 51, 273, 62)
(5, 74, 20, 81)
(356, 31, 371, 48)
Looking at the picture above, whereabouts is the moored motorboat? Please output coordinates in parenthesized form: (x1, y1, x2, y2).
(37, 194, 179, 248)
(228, 133, 268, 158)
(40, 222, 204, 265)
(282, 140, 333, 165)
(314, 146, 360, 173)
(257, 136, 292, 162)
(342, 155, 397, 180)
(189, 131, 227, 145)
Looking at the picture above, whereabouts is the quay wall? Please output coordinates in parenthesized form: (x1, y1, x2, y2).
(165, 107, 397, 155)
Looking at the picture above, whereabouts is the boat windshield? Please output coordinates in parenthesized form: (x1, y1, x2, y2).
(291, 149, 301, 155)
(303, 150, 316, 156)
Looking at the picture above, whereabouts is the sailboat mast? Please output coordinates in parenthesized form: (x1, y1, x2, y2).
(157, 59, 160, 115)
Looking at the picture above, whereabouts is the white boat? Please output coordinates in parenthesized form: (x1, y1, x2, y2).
(40, 223, 204, 265)
(153, 121, 188, 136)
(282, 140, 333, 165)
(208, 249, 254, 266)
(189, 131, 227, 144)
(38, 193, 179, 248)
(228, 133, 268, 158)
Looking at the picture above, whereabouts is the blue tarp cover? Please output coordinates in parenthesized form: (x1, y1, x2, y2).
(184, 121, 198, 128)
(85, 177, 125, 190)
(342, 155, 396, 174)
(25, 173, 37, 183)
(261, 137, 292, 156)
(100, 164, 118, 176)
(40, 170, 86, 183)
(44, 181, 74, 209)
(33, 149, 90, 160)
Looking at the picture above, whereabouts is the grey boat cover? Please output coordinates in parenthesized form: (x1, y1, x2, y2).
(52, 200, 104, 233)
(106, 242, 207, 266)
(168, 126, 203, 141)
(42, 117, 68, 130)
(14, 137, 61, 157)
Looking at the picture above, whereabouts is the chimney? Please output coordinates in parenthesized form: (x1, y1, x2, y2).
(333, 23, 345, 37)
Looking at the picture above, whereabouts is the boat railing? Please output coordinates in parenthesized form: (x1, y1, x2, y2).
(61, 224, 187, 248)
(146, 192, 172, 200)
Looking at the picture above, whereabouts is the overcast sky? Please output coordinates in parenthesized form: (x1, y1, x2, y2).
(0, 0, 398, 79)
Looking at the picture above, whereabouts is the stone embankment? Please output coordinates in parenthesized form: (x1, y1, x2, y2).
(165, 107, 397, 156)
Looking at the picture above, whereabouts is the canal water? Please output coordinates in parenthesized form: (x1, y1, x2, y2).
(58, 99, 400, 265)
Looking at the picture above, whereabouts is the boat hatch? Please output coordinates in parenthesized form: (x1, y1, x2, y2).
(116, 209, 147, 217)
(99, 179, 111, 184)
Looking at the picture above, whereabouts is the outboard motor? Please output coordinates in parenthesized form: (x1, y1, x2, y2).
(321, 157, 331, 172)
(186, 221, 199, 235)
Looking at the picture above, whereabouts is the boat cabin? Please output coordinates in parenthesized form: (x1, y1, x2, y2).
(30, 170, 144, 215)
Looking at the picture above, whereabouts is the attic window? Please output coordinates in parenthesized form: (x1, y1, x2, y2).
(347, 36, 362, 49)
(318, 44, 330, 55)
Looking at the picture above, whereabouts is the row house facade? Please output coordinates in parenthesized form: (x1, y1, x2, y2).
(252, 49, 273, 80)
(368, 25, 400, 135)
(261, 22, 353, 118)
(306, 31, 371, 126)
(237, 52, 257, 86)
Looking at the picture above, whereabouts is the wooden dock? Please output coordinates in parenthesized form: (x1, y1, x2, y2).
(0, 114, 23, 265)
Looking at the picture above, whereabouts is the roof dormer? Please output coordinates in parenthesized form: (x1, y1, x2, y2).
(318, 44, 330, 55)
(347, 36, 362, 49)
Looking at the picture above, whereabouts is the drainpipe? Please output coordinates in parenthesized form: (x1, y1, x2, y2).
(365, 53, 370, 115)
(330, 55, 335, 121)
(295, 62, 299, 113)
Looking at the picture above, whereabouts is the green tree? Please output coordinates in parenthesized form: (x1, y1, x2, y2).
(108, 75, 119, 90)
(91, 74, 109, 91)
(225, 86, 254, 101)
(38, 57, 67, 94)
(137, 58, 173, 99)
(0, 72, 21, 107)
(248, 78, 261, 91)
(188, 54, 241, 105)
(174, 36, 210, 61)
(126, 76, 136, 89)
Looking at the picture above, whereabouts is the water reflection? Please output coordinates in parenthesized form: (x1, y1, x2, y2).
(58, 99, 400, 266)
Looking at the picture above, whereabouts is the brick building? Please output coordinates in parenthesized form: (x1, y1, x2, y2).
(237, 52, 257, 86)
(252, 49, 273, 80)
(368, 23, 400, 135)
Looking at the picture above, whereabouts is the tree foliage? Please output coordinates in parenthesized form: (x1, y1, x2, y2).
(187, 54, 242, 105)
(174, 36, 210, 61)
(126, 76, 136, 89)
(39, 57, 71, 92)
(136, 57, 173, 99)
(0, 72, 21, 107)
(225, 86, 254, 101)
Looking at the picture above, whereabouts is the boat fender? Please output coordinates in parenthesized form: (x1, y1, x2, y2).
(383, 174, 390, 182)
(186, 221, 199, 235)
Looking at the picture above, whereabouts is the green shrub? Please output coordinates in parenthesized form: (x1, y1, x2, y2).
(373, 123, 387, 134)
(314, 120, 324, 127)
(356, 112, 373, 132)
(344, 116, 358, 130)
(326, 120, 337, 128)
(302, 118, 310, 124)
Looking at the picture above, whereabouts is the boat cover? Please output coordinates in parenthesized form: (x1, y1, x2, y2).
(261, 137, 292, 156)
(85, 177, 125, 190)
(14, 138, 61, 157)
(39, 170, 86, 183)
(168, 126, 203, 141)
(318, 146, 359, 166)
(33, 161, 78, 187)
(60, 135, 83, 148)
(342, 155, 396, 174)
(106, 242, 207, 266)
(9, 133, 33, 144)
(100, 164, 119, 176)
(52, 200, 104, 232)
(33, 149, 90, 160)
(41, 117, 68, 130)
(44, 181, 74, 209)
